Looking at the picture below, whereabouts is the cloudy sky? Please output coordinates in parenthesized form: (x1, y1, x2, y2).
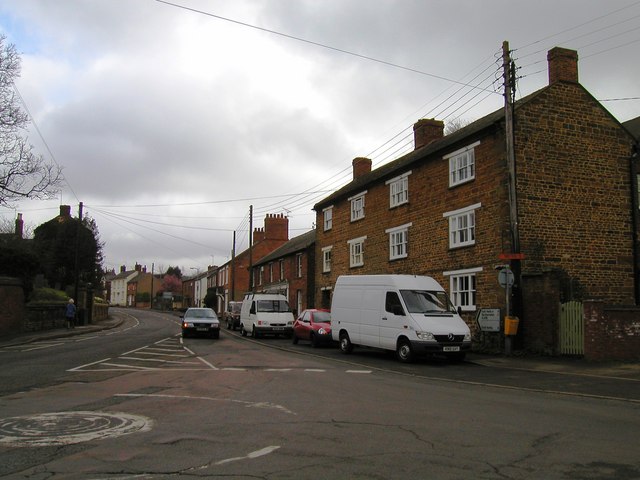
(1, 0, 639, 276)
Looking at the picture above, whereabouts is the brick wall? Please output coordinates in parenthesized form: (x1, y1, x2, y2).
(0, 276, 24, 337)
(584, 300, 640, 361)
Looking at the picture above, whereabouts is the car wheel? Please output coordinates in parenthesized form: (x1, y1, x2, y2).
(213, 331, 220, 339)
(396, 339, 414, 363)
(339, 332, 353, 354)
(241, 326, 247, 337)
(253, 327, 260, 339)
(310, 333, 319, 348)
(226, 321, 231, 330)
(292, 334, 298, 344)
(182, 331, 188, 339)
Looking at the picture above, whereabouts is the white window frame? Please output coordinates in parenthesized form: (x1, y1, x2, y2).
(296, 254, 303, 278)
(385, 223, 412, 260)
(443, 203, 481, 249)
(323, 206, 333, 231)
(347, 236, 367, 268)
(322, 246, 332, 273)
(349, 191, 367, 222)
(386, 171, 411, 208)
(443, 267, 482, 311)
(268, 263, 273, 283)
(446, 141, 480, 187)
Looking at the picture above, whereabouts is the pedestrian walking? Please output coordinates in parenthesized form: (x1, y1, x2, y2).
(65, 298, 76, 329)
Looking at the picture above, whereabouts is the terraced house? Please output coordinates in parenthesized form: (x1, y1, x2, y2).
(313, 47, 639, 359)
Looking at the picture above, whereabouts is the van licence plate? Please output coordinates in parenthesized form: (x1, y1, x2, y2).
(196, 327, 209, 332)
(273, 327, 284, 331)
(443, 346, 460, 352)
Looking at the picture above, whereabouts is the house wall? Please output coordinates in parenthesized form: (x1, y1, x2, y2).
(0, 276, 24, 337)
(315, 130, 512, 331)
(584, 300, 640, 361)
(516, 84, 636, 305)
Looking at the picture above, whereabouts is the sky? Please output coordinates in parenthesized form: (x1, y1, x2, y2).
(1, 0, 639, 277)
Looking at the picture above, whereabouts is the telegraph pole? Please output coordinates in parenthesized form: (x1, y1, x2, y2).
(248, 205, 253, 291)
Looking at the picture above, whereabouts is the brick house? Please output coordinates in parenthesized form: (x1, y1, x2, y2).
(213, 213, 290, 312)
(313, 47, 639, 355)
(250, 229, 315, 316)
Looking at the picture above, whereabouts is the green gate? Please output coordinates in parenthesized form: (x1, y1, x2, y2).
(558, 301, 584, 355)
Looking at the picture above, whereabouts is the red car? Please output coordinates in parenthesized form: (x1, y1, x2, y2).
(292, 309, 332, 347)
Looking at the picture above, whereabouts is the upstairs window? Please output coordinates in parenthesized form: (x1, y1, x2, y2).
(348, 236, 366, 268)
(444, 203, 480, 249)
(349, 191, 366, 222)
(323, 206, 333, 231)
(322, 246, 332, 273)
(385, 223, 412, 260)
(279, 260, 285, 281)
(269, 263, 273, 283)
(296, 254, 303, 278)
(446, 141, 480, 187)
(386, 171, 411, 208)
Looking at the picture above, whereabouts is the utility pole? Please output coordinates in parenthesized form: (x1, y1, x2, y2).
(248, 205, 253, 291)
(231, 231, 236, 300)
(503, 41, 523, 354)
(150, 263, 154, 310)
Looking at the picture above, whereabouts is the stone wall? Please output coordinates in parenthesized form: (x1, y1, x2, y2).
(584, 300, 640, 361)
(0, 277, 25, 337)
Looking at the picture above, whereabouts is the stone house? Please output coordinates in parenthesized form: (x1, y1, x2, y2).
(313, 47, 639, 356)
(250, 229, 315, 316)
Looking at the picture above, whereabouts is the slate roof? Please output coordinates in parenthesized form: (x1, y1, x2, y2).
(623, 116, 640, 141)
(253, 230, 315, 266)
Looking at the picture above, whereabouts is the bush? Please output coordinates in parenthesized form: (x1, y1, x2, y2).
(29, 287, 68, 304)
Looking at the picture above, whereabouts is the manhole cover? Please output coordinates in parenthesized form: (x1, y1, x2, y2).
(0, 411, 153, 447)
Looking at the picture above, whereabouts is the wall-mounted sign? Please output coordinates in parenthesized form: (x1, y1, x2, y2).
(476, 308, 501, 332)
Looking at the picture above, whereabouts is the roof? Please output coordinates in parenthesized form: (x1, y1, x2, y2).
(314, 82, 612, 210)
(253, 229, 315, 266)
(623, 116, 640, 141)
(112, 270, 139, 281)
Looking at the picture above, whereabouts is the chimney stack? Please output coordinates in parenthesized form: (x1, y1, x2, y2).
(59, 205, 71, 218)
(120, 265, 126, 273)
(413, 119, 444, 150)
(547, 47, 578, 84)
(15, 213, 23, 239)
(352, 157, 372, 180)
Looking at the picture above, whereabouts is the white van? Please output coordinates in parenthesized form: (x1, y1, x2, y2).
(331, 275, 471, 362)
(240, 293, 294, 339)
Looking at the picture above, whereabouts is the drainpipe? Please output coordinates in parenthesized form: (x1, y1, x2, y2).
(630, 142, 639, 304)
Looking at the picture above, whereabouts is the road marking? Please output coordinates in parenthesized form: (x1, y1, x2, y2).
(266, 368, 292, 372)
(197, 356, 219, 370)
(115, 393, 295, 415)
(346, 370, 372, 374)
(216, 446, 281, 465)
(68, 358, 112, 371)
(304, 369, 326, 372)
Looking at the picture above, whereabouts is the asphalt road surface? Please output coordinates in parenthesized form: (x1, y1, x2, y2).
(0, 308, 638, 479)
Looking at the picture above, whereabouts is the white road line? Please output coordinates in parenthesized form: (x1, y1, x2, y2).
(197, 356, 219, 370)
(19, 342, 65, 352)
(127, 351, 190, 358)
(346, 370, 372, 374)
(100, 362, 157, 370)
(216, 446, 281, 465)
(304, 369, 326, 372)
(222, 367, 247, 371)
(121, 345, 151, 356)
(68, 357, 112, 371)
(266, 368, 292, 372)
(119, 356, 200, 365)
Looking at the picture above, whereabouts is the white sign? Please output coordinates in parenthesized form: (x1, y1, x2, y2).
(498, 269, 515, 288)
(476, 308, 501, 332)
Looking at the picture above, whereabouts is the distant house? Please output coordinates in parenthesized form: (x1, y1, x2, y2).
(251, 229, 315, 316)
(313, 47, 639, 357)
(110, 266, 140, 306)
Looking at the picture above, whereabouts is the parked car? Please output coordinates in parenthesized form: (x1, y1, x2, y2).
(292, 309, 332, 347)
(224, 301, 242, 330)
(181, 307, 220, 339)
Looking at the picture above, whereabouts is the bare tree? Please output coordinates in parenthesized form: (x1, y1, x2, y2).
(445, 117, 473, 135)
(0, 35, 62, 206)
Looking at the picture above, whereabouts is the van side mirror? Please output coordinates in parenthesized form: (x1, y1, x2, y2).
(457, 306, 463, 315)
(393, 305, 405, 316)
(250, 303, 256, 314)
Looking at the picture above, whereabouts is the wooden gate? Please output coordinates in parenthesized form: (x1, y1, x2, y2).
(558, 301, 584, 355)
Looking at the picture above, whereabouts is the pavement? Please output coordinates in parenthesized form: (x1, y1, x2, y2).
(1, 313, 639, 382)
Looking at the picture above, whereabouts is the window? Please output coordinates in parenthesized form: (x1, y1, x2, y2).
(279, 260, 285, 281)
(444, 267, 482, 311)
(269, 263, 273, 283)
(323, 206, 333, 231)
(385, 223, 412, 260)
(322, 246, 332, 273)
(385, 291, 404, 315)
(446, 141, 480, 187)
(386, 171, 411, 208)
(259, 266, 264, 286)
(443, 203, 481, 249)
(296, 254, 303, 278)
(349, 191, 367, 222)
(348, 236, 366, 268)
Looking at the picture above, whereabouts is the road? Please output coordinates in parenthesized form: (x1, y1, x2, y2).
(0, 308, 638, 479)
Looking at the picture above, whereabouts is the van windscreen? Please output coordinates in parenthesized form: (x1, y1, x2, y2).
(257, 300, 291, 313)
(400, 290, 455, 314)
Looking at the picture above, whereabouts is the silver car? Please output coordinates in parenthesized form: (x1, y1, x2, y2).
(181, 308, 220, 339)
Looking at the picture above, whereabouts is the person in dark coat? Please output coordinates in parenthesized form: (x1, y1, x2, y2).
(65, 298, 76, 329)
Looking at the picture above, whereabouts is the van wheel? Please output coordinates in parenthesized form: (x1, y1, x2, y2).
(253, 327, 260, 339)
(339, 332, 353, 354)
(241, 326, 247, 337)
(396, 339, 414, 363)
(292, 334, 299, 345)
